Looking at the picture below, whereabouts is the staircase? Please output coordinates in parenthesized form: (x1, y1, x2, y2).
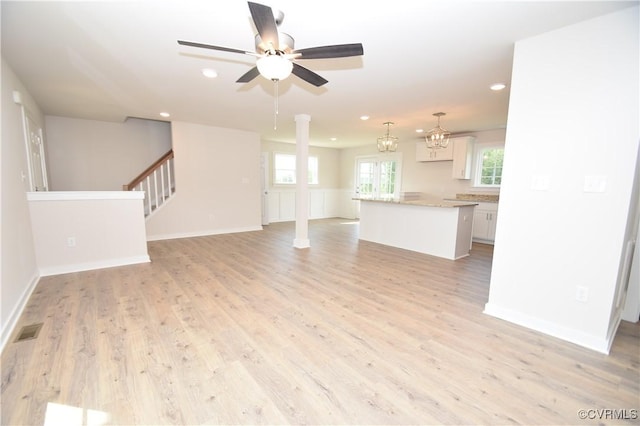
(123, 149, 175, 217)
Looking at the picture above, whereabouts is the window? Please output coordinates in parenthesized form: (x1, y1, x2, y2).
(475, 146, 504, 187)
(355, 154, 402, 199)
(274, 153, 318, 185)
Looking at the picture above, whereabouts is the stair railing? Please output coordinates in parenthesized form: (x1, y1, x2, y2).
(123, 149, 175, 217)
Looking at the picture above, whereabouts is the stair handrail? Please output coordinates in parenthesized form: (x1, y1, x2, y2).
(123, 149, 174, 191)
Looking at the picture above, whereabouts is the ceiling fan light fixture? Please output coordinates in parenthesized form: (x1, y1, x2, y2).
(255, 33, 294, 54)
(257, 54, 293, 81)
(377, 121, 399, 152)
(425, 112, 451, 149)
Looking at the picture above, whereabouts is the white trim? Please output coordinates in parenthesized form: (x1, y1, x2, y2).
(146, 225, 263, 242)
(38, 255, 151, 277)
(27, 191, 145, 201)
(0, 272, 40, 353)
(483, 302, 614, 354)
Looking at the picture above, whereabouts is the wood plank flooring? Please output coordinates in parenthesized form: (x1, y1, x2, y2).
(2, 218, 639, 425)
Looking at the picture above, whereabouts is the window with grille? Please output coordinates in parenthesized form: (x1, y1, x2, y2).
(274, 153, 318, 184)
(475, 147, 504, 187)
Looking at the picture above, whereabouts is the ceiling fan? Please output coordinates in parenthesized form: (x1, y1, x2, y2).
(177, 1, 364, 87)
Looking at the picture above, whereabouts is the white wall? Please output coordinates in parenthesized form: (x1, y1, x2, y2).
(28, 192, 150, 276)
(485, 7, 639, 353)
(145, 121, 262, 240)
(1, 58, 41, 349)
(45, 116, 172, 190)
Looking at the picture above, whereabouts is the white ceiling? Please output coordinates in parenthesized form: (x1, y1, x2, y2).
(2, 0, 636, 148)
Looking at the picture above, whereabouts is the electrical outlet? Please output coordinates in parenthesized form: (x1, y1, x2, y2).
(67, 236, 76, 247)
(576, 285, 589, 303)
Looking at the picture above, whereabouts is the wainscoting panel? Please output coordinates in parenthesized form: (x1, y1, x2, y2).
(268, 189, 355, 222)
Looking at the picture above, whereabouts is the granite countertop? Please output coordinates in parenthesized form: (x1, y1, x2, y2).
(453, 193, 499, 203)
(354, 197, 478, 208)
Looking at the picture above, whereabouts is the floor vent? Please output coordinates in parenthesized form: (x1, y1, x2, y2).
(14, 323, 43, 343)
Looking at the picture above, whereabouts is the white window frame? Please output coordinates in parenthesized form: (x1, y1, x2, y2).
(273, 153, 319, 185)
(354, 153, 403, 199)
(473, 144, 504, 188)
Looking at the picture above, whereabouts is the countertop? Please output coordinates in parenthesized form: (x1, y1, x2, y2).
(452, 193, 499, 203)
(354, 197, 478, 208)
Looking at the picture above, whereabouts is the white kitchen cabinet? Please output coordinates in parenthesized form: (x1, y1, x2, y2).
(473, 202, 499, 243)
(416, 141, 454, 162)
(451, 136, 475, 179)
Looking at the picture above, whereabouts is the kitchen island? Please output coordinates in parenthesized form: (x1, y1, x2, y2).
(356, 197, 478, 260)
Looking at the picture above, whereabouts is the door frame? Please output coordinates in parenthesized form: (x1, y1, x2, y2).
(260, 152, 270, 226)
(15, 91, 48, 192)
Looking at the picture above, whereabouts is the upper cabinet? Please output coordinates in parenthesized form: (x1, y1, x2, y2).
(416, 140, 454, 162)
(451, 136, 475, 179)
(416, 136, 476, 176)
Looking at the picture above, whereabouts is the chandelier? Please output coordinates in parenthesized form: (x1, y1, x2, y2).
(425, 112, 451, 149)
(377, 122, 399, 152)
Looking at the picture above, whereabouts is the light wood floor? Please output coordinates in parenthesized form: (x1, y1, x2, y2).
(2, 219, 638, 425)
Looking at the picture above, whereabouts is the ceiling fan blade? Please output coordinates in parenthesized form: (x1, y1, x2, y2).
(177, 40, 257, 56)
(293, 43, 364, 59)
(248, 2, 279, 51)
(291, 63, 328, 87)
(236, 67, 261, 83)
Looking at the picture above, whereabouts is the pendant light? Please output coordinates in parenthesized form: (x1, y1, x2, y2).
(377, 122, 398, 152)
(425, 112, 451, 149)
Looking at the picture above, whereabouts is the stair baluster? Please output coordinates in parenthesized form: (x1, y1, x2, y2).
(123, 149, 175, 217)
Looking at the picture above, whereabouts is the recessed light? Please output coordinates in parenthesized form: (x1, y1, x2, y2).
(330, 137, 337, 141)
(416, 129, 424, 133)
(360, 115, 369, 121)
(490, 83, 506, 91)
(202, 68, 218, 78)
(159, 112, 170, 118)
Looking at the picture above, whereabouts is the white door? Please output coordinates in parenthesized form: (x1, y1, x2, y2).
(354, 156, 402, 218)
(354, 158, 377, 219)
(260, 152, 269, 225)
(378, 159, 398, 198)
(355, 158, 377, 198)
(25, 111, 48, 191)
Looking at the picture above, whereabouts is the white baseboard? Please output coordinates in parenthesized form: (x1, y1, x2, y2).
(38, 255, 151, 277)
(483, 302, 614, 354)
(1, 271, 40, 353)
(146, 225, 263, 242)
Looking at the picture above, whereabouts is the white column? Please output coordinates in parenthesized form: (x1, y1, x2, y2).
(293, 114, 311, 249)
